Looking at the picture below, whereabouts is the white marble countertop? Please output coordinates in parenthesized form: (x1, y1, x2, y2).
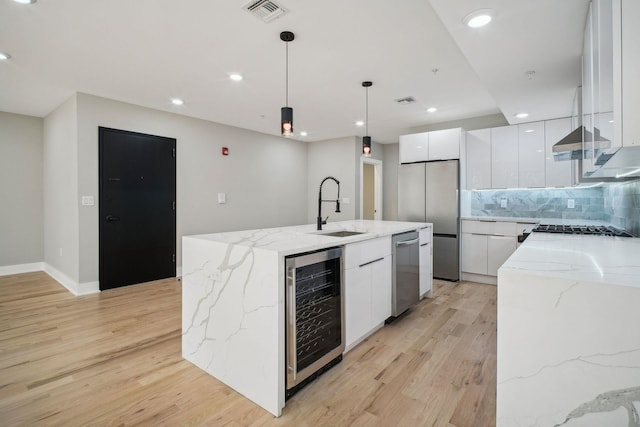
(184, 220, 431, 257)
(501, 232, 640, 288)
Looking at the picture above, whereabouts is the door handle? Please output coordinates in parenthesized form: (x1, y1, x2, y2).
(396, 238, 419, 246)
(105, 215, 120, 222)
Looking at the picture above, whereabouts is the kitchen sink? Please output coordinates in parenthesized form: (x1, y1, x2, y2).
(314, 230, 366, 237)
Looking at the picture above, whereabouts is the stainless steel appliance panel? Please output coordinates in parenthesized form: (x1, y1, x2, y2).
(391, 231, 420, 316)
(397, 163, 426, 222)
(433, 234, 459, 281)
(425, 160, 459, 236)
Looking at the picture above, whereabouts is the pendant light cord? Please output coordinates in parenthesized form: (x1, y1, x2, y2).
(365, 86, 369, 135)
(285, 42, 289, 107)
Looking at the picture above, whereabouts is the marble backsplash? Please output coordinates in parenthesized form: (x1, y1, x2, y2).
(465, 188, 606, 220)
(604, 179, 640, 237)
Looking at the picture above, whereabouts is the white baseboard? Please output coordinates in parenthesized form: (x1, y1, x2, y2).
(461, 272, 497, 285)
(42, 264, 99, 296)
(176, 266, 182, 278)
(0, 262, 45, 276)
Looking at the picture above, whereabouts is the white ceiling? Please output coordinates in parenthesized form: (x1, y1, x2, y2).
(0, 0, 589, 143)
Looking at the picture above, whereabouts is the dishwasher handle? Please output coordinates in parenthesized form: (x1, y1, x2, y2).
(395, 237, 419, 247)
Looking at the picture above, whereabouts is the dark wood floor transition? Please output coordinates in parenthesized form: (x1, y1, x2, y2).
(0, 272, 496, 426)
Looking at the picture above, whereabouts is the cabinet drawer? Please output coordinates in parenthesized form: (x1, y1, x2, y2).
(461, 219, 517, 236)
(345, 236, 392, 270)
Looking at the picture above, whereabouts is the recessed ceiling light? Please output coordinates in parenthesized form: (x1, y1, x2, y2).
(608, 119, 614, 123)
(427, 107, 438, 113)
(0, 52, 12, 60)
(171, 98, 184, 106)
(515, 112, 529, 119)
(300, 131, 308, 137)
(464, 9, 494, 28)
(13, 0, 37, 4)
(355, 120, 364, 127)
(229, 73, 243, 82)
(524, 129, 535, 133)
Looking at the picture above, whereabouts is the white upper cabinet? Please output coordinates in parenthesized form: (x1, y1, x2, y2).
(615, 0, 640, 148)
(491, 126, 519, 188)
(518, 122, 545, 188)
(428, 128, 461, 160)
(465, 129, 492, 189)
(399, 128, 462, 164)
(399, 132, 429, 164)
(544, 118, 573, 187)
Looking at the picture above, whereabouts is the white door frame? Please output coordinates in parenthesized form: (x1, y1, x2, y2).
(359, 157, 383, 220)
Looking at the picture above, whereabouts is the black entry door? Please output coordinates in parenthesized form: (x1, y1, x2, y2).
(99, 127, 176, 291)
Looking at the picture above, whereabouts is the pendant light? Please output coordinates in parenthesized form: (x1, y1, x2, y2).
(362, 81, 373, 157)
(280, 31, 295, 137)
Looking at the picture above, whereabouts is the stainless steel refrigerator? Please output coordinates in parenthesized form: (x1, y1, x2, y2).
(398, 159, 459, 281)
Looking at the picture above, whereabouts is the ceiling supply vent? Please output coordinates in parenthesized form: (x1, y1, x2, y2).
(243, 0, 287, 23)
(395, 97, 416, 104)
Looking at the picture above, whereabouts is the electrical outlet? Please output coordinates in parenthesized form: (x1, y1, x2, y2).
(567, 199, 575, 209)
(342, 197, 350, 204)
(500, 198, 507, 208)
(217, 192, 226, 204)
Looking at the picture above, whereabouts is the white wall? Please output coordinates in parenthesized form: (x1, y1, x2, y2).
(73, 93, 308, 283)
(0, 112, 44, 268)
(382, 143, 399, 220)
(43, 96, 80, 284)
(307, 136, 358, 225)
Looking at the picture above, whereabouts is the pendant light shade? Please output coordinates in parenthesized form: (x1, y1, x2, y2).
(362, 81, 373, 157)
(280, 31, 295, 137)
(281, 107, 293, 136)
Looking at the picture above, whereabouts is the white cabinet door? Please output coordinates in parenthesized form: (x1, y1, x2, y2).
(399, 132, 429, 163)
(465, 128, 492, 189)
(544, 118, 573, 187)
(518, 121, 545, 188)
(491, 126, 519, 188)
(370, 256, 392, 326)
(428, 128, 460, 160)
(344, 267, 371, 349)
(418, 227, 433, 297)
(461, 233, 488, 275)
(487, 235, 517, 276)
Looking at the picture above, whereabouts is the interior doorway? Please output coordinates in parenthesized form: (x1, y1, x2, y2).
(99, 127, 176, 291)
(360, 157, 383, 220)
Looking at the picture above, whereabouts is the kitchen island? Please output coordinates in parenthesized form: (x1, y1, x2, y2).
(181, 220, 429, 416)
(497, 232, 640, 426)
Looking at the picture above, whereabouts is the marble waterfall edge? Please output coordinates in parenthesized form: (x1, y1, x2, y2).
(497, 268, 640, 426)
(182, 236, 284, 416)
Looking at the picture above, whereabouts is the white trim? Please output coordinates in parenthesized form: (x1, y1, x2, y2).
(0, 262, 44, 276)
(359, 157, 383, 220)
(77, 281, 100, 296)
(460, 272, 497, 285)
(44, 263, 80, 295)
(176, 266, 182, 277)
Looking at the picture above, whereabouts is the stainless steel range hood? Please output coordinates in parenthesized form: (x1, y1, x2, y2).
(551, 126, 611, 161)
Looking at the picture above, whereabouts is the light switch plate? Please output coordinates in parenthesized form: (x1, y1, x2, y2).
(500, 198, 507, 208)
(218, 192, 226, 204)
(567, 199, 575, 209)
(342, 197, 350, 204)
(81, 196, 94, 206)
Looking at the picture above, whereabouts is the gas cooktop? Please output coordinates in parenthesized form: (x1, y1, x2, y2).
(532, 224, 633, 237)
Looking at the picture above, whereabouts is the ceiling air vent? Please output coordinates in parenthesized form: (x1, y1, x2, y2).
(395, 97, 416, 104)
(243, 0, 287, 23)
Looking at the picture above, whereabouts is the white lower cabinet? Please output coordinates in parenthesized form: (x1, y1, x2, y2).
(344, 237, 392, 351)
(418, 227, 433, 298)
(487, 235, 517, 276)
(461, 220, 518, 284)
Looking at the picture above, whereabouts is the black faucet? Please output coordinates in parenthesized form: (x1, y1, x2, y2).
(317, 176, 341, 230)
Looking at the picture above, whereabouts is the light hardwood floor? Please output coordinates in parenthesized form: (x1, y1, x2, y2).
(0, 272, 496, 426)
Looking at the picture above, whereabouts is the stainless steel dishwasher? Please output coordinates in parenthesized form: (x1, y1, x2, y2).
(391, 231, 420, 317)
